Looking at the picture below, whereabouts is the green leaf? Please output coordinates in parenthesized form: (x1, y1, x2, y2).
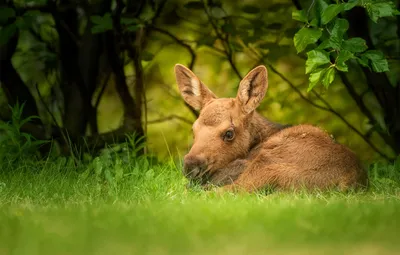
(344, 0, 359, 11)
(242, 5, 260, 14)
(184, 1, 204, 9)
(91, 25, 105, 34)
(309, 18, 319, 27)
(142, 51, 154, 61)
(316, 0, 328, 11)
(335, 50, 354, 72)
(315, 0, 329, 25)
(331, 18, 349, 36)
(121, 17, 138, 25)
(90, 15, 104, 25)
(0, 7, 16, 24)
(91, 13, 112, 26)
(305, 50, 330, 74)
(0, 23, 17, 45)
(293, 28, 322, 53)
(366, 2, 400, 23)
(321, 4, 344, 25)
(22, 9, 40, 27)
(329, 18, 349, 49)
(342, 37, 367, 53)
(292, 10, 307, 23)
(307, 68, 326, 92)
(321, 67, 336, 88)
(90, 13, 113, 34)
(357, 56, 369, 68)
(361, 50, 389, 72)
(127, 25, 140, 31)
(316, 39, 336, 50)
(372, 2, 399, 22)
(211, 7, 226, 18)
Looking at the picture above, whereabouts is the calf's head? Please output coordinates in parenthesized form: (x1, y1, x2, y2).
(174, 64, 269, 183)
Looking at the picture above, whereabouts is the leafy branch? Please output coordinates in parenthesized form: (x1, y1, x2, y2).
(292, 0, 399, 92)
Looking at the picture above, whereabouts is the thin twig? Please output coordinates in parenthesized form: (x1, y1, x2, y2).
(34, 83, 68, 144)
(150, 26, 196, 69)
(35, 83, 59, 126)
(149, 26, 198, 117)
(338, 72, 378, 129)
(147, 114, 193, 125)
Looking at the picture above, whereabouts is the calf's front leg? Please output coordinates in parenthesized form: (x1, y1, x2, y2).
(203, 159, 248, 189)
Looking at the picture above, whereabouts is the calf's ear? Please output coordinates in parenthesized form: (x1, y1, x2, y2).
(174, 64, 217, 111)
(236, 65, 268, 114)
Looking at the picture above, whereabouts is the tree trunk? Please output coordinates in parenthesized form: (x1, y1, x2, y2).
(105, 31, 144, 140)
(0, 28, 40, 122)
(53, 2, 90, 141)
(79, 0, 112, 135)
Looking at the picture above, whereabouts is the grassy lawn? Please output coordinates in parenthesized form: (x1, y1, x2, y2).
(1, 152, 400, 255)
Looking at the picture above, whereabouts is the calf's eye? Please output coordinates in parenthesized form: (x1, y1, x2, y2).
(223, 130, 235, 141)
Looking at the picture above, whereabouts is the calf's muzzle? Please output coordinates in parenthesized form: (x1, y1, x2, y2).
(183, 155, 207, 179)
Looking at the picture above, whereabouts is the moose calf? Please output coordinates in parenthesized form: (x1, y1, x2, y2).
(174, 64, 368, 193)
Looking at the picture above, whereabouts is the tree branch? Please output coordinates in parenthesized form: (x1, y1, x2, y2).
(148, 26, 199, 117)
(106, 1, 143, 135)
(147, 114, 192, 125)
(94, 71, 111, 110)
(338, 72, 379, 127)
(150, 26, 196, 69)
(200, 0, 242, 79)
(288, 1, 396, 158)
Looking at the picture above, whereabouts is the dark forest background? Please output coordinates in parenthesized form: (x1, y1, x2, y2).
(0, 0, 399, 163)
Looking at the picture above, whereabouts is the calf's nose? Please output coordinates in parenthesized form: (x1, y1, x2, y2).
(183, 155, 206, 178)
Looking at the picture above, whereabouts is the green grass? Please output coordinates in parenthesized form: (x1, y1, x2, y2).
(1, 151, 400, 255)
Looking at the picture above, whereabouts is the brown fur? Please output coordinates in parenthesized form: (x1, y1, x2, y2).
(174, 64, 368, 193)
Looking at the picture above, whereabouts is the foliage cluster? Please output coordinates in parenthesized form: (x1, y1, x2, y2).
(292, 0, 399, 91)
